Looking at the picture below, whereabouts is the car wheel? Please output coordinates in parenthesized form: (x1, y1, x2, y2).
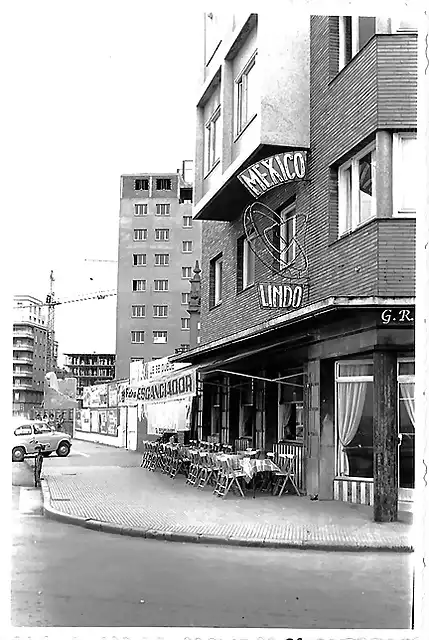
(56, 442, 70, 457)
(12, 447, 26, 462)
(42, 451, 52, 457)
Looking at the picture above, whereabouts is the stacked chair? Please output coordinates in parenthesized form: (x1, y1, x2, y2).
(213, 457, 246, 498)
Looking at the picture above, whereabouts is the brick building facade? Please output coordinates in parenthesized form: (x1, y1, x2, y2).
(173, 13, 417, 522)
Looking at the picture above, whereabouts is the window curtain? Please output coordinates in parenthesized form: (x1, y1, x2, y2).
(337, 367, 368, 476)
(399, 382, 415, 427)
(279, 402, 292, 440)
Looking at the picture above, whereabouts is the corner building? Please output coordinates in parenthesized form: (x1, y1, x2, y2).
(173, 14, 417, 521)
(115, 162, 201, 379)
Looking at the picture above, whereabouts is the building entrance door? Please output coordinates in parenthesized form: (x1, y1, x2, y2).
(397, 359, 415, 505)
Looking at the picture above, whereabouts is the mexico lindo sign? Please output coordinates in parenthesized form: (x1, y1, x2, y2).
(238, 151, 308, 198)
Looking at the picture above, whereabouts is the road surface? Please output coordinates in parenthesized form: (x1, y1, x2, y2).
(11, 441, 413, 628)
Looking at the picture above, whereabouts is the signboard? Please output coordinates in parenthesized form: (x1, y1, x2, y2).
(85, 384, 108, 408)
(81, 408, 91, 432)
(130, 356, 189, 384)
(257, 283, 303, 310)
(108, 382, 118, 408)
(145, 395, 194, 435)
(119, 367, 197, 406)
(98, 410, 108, 434)
(380, 308, 414, 325)
(107, 409, 118, 436)
(238, 151, 308, 198)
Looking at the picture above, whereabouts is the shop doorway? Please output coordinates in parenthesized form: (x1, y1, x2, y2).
(398, 359, 415, 504)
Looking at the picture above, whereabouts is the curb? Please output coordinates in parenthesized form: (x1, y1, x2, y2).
(39, 480, 413, 553)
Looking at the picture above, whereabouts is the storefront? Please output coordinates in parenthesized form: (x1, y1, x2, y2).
(174, 301, 415, 514)
(74, 381, 126, 448)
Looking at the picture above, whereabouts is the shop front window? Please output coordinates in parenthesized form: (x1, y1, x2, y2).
(335, 361, 374, 478)
(398, 359, 415, 489)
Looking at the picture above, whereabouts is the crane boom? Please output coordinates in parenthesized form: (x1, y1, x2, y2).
(45, 270, 56, 373)
(13, 290, 117, 310)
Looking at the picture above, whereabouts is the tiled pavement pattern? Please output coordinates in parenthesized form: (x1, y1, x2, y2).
(41, 464, 413, 551)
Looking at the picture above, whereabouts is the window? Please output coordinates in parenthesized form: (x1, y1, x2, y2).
(335, 360, 374, 478)
(237, 234, 255, 292)
(182, 241, 193, 253)
(131, 357, 144, 363)
(154, 253, 170, 266)
(132, 279, 146, 292)
(134, 229, 148, 241)
(133, 253, 147, 266)
(181, 317, 190, 330)
(181, 292, 190, 305)
(205, 106, 221, 173)
(134, 204, 148, 216)
(131, 305, 145, 318)
(153, 330, 168, 344)
(156, 204, 170, 216)
(279, 203, 297, 268)
(210, 254, 223, 306)
(134, 179, 149, 191)
(236, 52, 258, 135)
(397, 359, 415, 489)
(183, 216, 193, 228)
(338, 142, 376, 235)
(153, 305, 168, 318)
(182, 266, 192, 279)
(131, 331, 145, 343)
(155, 228, 170, 242)
(14, 425, 33, 436)
(339, 16, 376, 70)
(154, 279, 168, 291)
(393, 133, 417, 216)
(156, 178, 172, 190)
(180, 188, 192, 204)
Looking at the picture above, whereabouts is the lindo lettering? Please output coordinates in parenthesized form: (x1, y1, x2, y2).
(238, 151, 308, 198)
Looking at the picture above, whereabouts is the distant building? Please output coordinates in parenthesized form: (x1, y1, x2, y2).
(13, 295, 50, 416)
(63, 353, 116, 400)
(115, 160, 201, 379)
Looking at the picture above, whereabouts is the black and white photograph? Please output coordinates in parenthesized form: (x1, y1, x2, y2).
(6, 1, 429, 638)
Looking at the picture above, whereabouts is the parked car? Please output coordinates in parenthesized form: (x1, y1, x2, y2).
(12, 418, 72, 462)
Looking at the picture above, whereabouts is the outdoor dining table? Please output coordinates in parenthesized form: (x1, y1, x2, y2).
(240, 457, 282, 498)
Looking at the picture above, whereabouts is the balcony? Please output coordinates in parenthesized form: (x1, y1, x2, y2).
(13, 342, 34, 352)
(13, 380, 34, 390)
(13, 369, 33, 378)
(13, 356, 33, 365)
(13, 329, 34, 339)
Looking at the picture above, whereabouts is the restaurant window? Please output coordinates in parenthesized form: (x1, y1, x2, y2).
(335, 360, 374, 478)
(338, 142, 376, 236)
(134, 204, 148, 216)
(209, 254, 223, 307)
(279, 202, 297, 268)
(393, 133, 417, 216)
(398, 358, 415, 489)
(338, 16, 376, 70)
(236, 51, 258, 135)
(277, 375, 304, 442)
(205, 106, 221, 174)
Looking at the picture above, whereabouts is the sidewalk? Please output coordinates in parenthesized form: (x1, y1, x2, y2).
(38, 453, 413, 552)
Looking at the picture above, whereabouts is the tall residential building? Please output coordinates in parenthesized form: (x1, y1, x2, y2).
(63, 353, 116, 400)
(13, 295, 48, 415)
(173, 13, 417, 520)
(115, 161, 201, 379)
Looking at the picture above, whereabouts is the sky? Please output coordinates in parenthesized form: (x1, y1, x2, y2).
(5, 2, 202, 364)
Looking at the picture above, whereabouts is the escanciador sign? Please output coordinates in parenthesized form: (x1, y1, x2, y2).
(238, 151, 308, 198)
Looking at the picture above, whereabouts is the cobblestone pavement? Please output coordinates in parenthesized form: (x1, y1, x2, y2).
(39, 455, 413, 551)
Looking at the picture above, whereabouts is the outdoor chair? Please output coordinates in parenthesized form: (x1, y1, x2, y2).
(197, 452, 218, 489)
(214, 457, 246, 498)
(140, 441, 150, 468)
(186, 450, 202, 486)
(169, 446, 184, 478)
(272, 453, 300, 497)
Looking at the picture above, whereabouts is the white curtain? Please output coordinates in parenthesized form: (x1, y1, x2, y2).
(279, 402, 292, 440)
(399, 382, 415, 427)
(337, 380, 367, 476)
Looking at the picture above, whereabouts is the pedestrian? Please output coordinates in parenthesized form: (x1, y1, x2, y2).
(34, 444, 44, 488)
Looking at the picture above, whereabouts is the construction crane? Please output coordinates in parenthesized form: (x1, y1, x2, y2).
(45, 270, 55, 374)
(84, 258, 117, 263)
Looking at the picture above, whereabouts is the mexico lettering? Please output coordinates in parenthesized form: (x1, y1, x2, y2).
(238, 151, 308, 198)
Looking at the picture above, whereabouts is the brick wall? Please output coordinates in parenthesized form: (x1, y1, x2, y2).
(198, 16, 416, 346)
